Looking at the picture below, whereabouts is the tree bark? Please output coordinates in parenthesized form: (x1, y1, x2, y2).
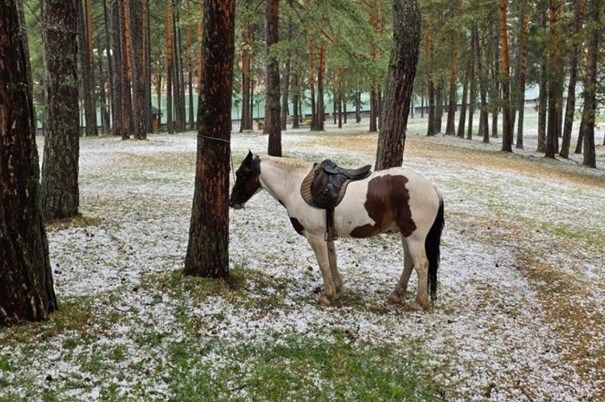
(426, 20, 436, 136)
(435, 82, 443, 133)
(581, 0, 601, 167)
(515, 1, 529, 149)
(265, 0, 281, 156)
(355, 91, 361, 123)
(537, 9, 547, 153)
(40, 0, 81, 220)
(79, 0, 97, 136)
(240, 23, 253, 132)
(445, 0, 463, 136)
(0, 0, 58, 326)
(184, 0, 236, 278)
(560, 0, 583, 158)
(457, 62, 469, 138)
(165, 1, 174, 133)
(291, 73, 300, 129)
(315, 45, 326, 132)
(103, 0, 114, 132)
(375, 0, 420, 170)
(131, 0, 149, 140)
(545, 1, 564, 158)
(499, 0, 513, 152)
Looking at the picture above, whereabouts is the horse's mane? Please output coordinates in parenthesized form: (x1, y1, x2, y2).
(261, 156, 312, 172)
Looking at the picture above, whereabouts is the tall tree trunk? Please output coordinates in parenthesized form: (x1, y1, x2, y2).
(545, 1, 564, 158)
(435, 81, 443, 133)
(119, 0, 134, 139)
(291, 73, 300, 129)
(491, 21, 499, 139)
(97, 48, 111, 134)
(375, 0, 420, 170)
(315, 45, 325, 131)
(560, 0, 583, 158)
(40, 0, 80, 220)
(173, 5, 186, 131)
(265, 0, 281, 156)
(0, 0, 58, 326)
(165, 1, 174, 133)
(467, 29, 477, 140)
(515, 1, 529, 149)
(445, 0, 462, 136)
(499, 0, 513, 152)
(369, 86, 379, 132)
(79, 0, 97, 136)
(156, 73, 162, 132)
(240, 23, 253, 132)
(426, 20, 436, 136)
(103, 0, 114, 132)
(185, 0, 235, 277)
(281, 20, 292, 130)
(457, 63, 469, 138)
(369, 0, 384, 133)
(343, 93, 348, 123)
(131, 0, 148, 140)
(537, 10, 548, 153)
(355, 91, 361, 123)
(581, 0, 601, 167)
(473, 26, 488, 142)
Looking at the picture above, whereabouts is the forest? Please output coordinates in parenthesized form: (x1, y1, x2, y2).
(1, 0, 604, 400)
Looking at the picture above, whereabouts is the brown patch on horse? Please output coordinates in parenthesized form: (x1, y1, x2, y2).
(289, 217, 305, 235)
(350, 175, 417, 238)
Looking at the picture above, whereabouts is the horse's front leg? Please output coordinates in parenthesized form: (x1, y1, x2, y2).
(327, 240, 343, 295)
(307, 235, 337, 306)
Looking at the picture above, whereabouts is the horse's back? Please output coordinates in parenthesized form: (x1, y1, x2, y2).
(335, 166, 441, 239)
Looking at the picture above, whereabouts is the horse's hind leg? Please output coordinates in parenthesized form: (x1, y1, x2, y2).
(327, 240, 343, 295)
(387, 235, 413, 304)
(307, 235, 337, 306)
(406, 235, 431, 311)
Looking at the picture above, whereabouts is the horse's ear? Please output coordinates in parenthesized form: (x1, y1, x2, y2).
(243, 150, 253, 165)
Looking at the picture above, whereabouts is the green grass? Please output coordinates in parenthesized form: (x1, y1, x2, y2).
(167, 334, 442, 401)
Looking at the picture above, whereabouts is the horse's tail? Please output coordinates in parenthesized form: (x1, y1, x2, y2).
(425, 193, 444, 301)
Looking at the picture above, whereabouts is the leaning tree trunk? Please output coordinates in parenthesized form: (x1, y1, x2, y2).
(265, 0, 282, 155)
(560, 0, 583, 158)
(184, 0, 236, 278)
(0, 0, 58, 326)
(581, 0, 601, 168)
(40, 0, 81, 220)
(79, 0, 98, 137)
(375, 0, 420, 170)
(499, 0, 513, 152)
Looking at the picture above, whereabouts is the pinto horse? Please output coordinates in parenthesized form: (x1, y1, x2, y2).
(229, 151, 444, 310)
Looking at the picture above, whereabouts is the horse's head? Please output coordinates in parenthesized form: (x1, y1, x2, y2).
(229, 151, 261, 209)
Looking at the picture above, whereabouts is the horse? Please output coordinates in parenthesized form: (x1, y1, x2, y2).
(229, 151, 444, 311)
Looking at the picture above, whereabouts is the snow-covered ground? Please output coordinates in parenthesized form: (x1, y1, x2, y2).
(1, 124, 604, 400)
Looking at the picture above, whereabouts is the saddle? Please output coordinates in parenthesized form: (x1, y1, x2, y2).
(301, 159, 372, 241)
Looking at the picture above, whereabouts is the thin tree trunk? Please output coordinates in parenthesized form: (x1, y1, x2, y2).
(515, 1, 529, 149)
(315, 45, 325, 131)
(581, 0, 601, 167)
(79, 0, 97, 136)
(165, 1, 174, 133)
(355, 91, 361, 122)
(491, 20, 499, 139)
(240, 23, 252, 132)
(119, 0, 134, 139)
(265, 0, 281, 155)
(131, 0, 148, 140)
(560, 0, 583, 158)
(545, 1, 564, 158)
(0, 0, 58, 326)
(156, 73, 162, 132)
(291, 73, 300, 129)
(97, 48, 110, 134)
(375, 0, 420, 170)
(426, 20, 436, 136)
(281, 20, 292, 130)
(457, 63, 469, 138)
(40, 0, 80, 220)
(435, 81, 443, 133)
(343, 94, 348, 123)
(499, 0, 513, 152)
(370, 86, 378, 132)
(467, 28, 477, 140)
(184, 0, 236, 278)
(445, 0, 463, 136)
(186, 13, 194, 131)
(103, 0, 114, 132)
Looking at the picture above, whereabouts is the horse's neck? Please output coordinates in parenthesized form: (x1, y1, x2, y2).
(259, 159, 306, 206)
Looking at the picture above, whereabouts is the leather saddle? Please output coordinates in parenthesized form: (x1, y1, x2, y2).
(301, 159, 372, 241)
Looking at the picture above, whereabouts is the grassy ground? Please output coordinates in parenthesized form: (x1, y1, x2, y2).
(1, 116, 604, 400)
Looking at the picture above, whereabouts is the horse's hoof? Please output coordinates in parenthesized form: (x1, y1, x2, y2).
(387, 292, 403, 304)
(317, 294, 331, 306)
(406, 302, 425, 312)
